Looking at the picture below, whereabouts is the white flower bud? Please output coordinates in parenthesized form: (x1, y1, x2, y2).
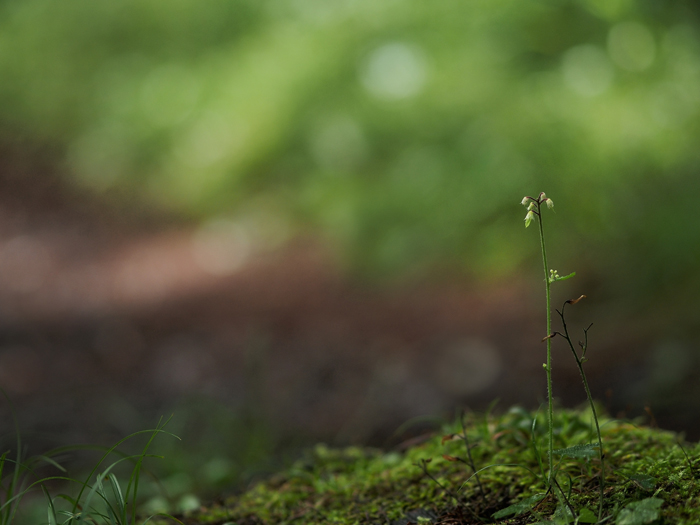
(524, 210, 536, 228)
(521, 196, 530, 206)
(546, 198, 554, 209)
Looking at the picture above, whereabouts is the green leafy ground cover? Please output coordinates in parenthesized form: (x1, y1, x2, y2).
(166, 407, 699, 525)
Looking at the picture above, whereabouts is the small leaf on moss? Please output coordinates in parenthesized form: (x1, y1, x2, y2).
(551, 443, 599, 458)
(628, 473, 656, 491)
(616, 498, 663, 525)
(553, 503, 576, 523)
(393, 508, 438, 525)
(577, 507, 598, 523)
(492, 493, 545, 519)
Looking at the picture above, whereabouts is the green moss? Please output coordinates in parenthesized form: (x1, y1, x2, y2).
(167, 407, 700, 524)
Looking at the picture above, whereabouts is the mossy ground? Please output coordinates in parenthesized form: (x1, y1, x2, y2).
(162, 407, 700, 525)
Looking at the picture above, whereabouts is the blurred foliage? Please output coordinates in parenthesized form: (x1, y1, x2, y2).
(1, 0, 700, 305)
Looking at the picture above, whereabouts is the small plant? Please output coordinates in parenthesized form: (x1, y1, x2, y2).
(41, 417, 184, 525)
(522, 192, 574, 490)
(521, 192, 606, 521)
(415, 192, 680, 523)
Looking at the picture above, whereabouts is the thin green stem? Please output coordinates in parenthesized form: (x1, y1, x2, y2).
(536, 202, 554, 487)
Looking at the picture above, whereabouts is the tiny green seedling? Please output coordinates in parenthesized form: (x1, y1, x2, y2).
(0, 388, 183, 525)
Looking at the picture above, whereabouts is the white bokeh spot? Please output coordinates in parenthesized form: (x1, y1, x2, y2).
(360, 42, 428, 100)
(608, 22, 656, 72)
(562, 45, 614, 97)
(191, 219, 251, 276)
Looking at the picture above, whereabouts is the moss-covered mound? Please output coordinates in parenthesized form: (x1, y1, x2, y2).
(170, 407, 700, 524)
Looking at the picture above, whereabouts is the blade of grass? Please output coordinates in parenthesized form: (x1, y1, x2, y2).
(0, 387, 23, 525)
(71, 419, 179, 517)
(125, 417, 178, 525)
(41, 484, 58, 525)
(108, 472, 126, 524)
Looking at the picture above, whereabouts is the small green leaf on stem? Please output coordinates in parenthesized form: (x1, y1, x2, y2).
(549, 271, 576, 283)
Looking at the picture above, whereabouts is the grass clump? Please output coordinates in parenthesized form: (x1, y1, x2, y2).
(521, 192, 607, 521)
(167, 408, 700, 524)
(0, 395, 183, 525)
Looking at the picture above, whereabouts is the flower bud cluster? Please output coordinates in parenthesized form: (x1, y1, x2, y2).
(520, 192, 554, 228)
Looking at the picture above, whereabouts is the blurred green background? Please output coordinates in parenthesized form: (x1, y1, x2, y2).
(2, 0, 699, 303)
(2, 0, 700, 518)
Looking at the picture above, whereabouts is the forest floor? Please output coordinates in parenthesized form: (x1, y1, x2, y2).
(163, 408, 700, 525)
